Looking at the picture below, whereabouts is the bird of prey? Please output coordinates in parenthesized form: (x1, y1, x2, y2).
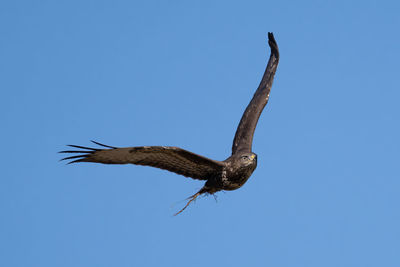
(60, 32, 279, 215)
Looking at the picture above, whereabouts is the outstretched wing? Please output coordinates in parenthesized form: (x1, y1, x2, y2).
(60, 141, 225, 180)
(232, 32, 280, 154)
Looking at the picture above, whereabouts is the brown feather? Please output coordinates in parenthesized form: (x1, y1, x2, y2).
(231, 32, 280, 154)
(61, 144, 225, 180)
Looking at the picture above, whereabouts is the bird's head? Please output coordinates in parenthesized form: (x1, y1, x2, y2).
(239, 152, 257, 167)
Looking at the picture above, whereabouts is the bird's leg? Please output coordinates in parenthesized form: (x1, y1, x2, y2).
(174, 191, 201, 216)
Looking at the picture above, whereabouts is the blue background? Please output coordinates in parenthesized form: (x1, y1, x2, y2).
(1, 1, 399, 266)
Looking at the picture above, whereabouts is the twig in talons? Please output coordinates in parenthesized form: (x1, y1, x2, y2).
(174, 192, 201, 216)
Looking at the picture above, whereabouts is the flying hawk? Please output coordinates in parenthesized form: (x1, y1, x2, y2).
(60, 32, 280, 215)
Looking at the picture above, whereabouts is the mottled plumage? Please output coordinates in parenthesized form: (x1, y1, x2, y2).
(60, 32, 280, 215)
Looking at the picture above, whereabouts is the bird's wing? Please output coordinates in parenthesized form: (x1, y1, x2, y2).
(60, 141, 225, 180)
(231, 32, 280, 154)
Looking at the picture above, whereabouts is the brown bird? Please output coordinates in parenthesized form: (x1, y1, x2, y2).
(60, 32, 280, 215)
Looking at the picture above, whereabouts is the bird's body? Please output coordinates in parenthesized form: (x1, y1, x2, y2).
(60, 33, 279, 215)
(218, 153, 257, 191)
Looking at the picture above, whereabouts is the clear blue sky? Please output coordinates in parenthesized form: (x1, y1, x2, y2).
(1, 1, 399, 266)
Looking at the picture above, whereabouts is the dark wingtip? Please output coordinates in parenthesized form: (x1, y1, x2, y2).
(268, 32, 279, 57)
(59, 140, 116, 164)
(58, 157, 77, 165)
(61, 155, 86, 160)
(66, 144, 100, 151)
(59, 150, 93, 154)
(60, 155, 88, 164)
(60, 155, 87, 164)
(90, 140, 117, 149)
(67, 159, 85, 164)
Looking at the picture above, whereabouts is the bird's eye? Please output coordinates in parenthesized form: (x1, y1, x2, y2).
(241, 154, 256, 161)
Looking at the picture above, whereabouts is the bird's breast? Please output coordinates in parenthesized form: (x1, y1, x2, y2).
(219, 164, 256, 191)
